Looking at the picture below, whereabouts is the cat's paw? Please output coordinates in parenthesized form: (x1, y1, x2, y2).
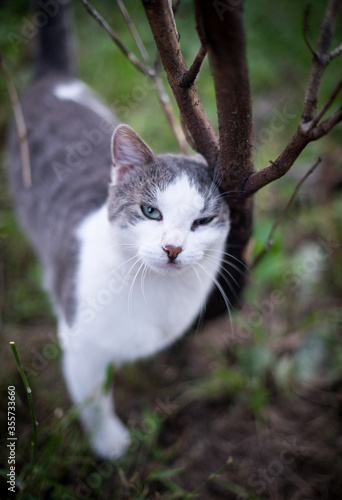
(89, 418, 130, 460)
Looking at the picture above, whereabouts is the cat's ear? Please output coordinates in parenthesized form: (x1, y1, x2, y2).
(111, 124, 154, 182)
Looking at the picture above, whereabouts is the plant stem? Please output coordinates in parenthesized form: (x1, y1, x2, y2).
(10, 341, 38, 466)
(186, 457, 232, 498)
(0, 52, 32, 188)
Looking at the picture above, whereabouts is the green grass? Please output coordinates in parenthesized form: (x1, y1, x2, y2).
(1, 0, 342, 498)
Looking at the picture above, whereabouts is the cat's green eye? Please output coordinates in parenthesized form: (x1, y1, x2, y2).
(192, 216, 214, 229)
(141, 205, 162, 220)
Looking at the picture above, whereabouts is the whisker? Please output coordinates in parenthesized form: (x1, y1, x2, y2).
(209, 249, 250, 271)
(108, 242, 138, 248)
(109, 253, 142, 289)
(205, 251, 248, 276)
(140, 260, 150, 307)
(221, 243, 248, 249)
(214, 189, 250, 201)
(212, 267, 241, 303)
(202, 254, 241, 289)
(201, 256, 242, 308)
(127, 259, 145, 319)
(197, 262, 234, 333)
(190, 264, 207, 338)
(206, 177, 221, 202)
(219, 258, 248, 275)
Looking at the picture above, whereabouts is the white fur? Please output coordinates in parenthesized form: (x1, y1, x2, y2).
(54, 81, 114, 122)
(58, 175, 229, 459)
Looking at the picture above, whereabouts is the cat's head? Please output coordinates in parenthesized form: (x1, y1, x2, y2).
(108, 125, 230, 276)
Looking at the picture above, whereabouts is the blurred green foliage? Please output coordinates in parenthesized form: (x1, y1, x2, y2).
(0, 1, 342, 498)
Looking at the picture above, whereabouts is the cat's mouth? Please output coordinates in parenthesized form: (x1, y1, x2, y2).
(166, 261, 180, 270)
(151, 259, 185, 275)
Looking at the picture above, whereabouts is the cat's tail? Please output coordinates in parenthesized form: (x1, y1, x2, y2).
(31, 0, 73, 79)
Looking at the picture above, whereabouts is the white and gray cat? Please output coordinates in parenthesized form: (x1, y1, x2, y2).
(7, 1, 230, 459)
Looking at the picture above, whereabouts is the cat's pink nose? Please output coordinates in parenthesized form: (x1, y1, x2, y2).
(163, 245, 182, 262)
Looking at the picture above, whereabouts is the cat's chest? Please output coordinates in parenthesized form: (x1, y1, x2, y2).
(77, 239, 202, 333)
(75, 251, 203, 362)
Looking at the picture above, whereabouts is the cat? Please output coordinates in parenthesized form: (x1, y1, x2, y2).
(7, 0, 230, 459)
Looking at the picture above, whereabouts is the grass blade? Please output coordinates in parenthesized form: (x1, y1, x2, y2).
(10, 341, 38, 466)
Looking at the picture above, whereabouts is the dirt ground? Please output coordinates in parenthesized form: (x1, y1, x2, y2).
(1, 313, 341, 500)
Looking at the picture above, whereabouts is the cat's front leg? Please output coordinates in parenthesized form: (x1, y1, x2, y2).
(62, 346, 130, 460)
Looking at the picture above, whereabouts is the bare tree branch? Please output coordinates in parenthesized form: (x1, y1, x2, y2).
(1, 53, 31, 189)
(252, 158, 321, 269)
(153, 74, 189, 154)
(180, 115, 196, 151)
(194, 0, 254, 192)
(80, 0, 152, 76)
(244, 131, 309, 194)
(142, 0, 219, 165)
(330, 42, 342, 59)
(182, 45, 207, 88)
(116, 0, 150, 65)
(301, 0, 339, 124)
(116, 0, 188, 153)
(81, 0, 188, 153)
(303, 4, 316, 57)
(313, 77, 342, 125)
(244, 0, 341, 195)
(81, 0, 341, 317)
(308, 106, 342, 139)
(192, 0, 254, 317)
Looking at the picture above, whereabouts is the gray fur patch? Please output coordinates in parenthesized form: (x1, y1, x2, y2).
(7, 76, 117, 323)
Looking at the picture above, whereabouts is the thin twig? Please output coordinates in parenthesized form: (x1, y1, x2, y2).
(116, 0, 150, 65)
(186, 457, 233, 498)
(117, 0, 189, 154)
(142, 0, 219, 164)
(194, 0, 254, 189)
(180, 115, 197, 151)
(312, 77, 342, 125)
(182, 45, 207, 88)
(0, 54, 32, 188)
(116, 0, 188, 153)
(82, 0, 188, 153)
(308, 105, 342, 139)
(330, 43, 342, 60)
(252, 158, 321, 269)
(172, 0, 181, 16)
(153, 74, 189, 154)
(79, 0, 152, 76)
(244, 0, 341, 195)
(303, 4, 316, 57)
(301, 0, 339, 124)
